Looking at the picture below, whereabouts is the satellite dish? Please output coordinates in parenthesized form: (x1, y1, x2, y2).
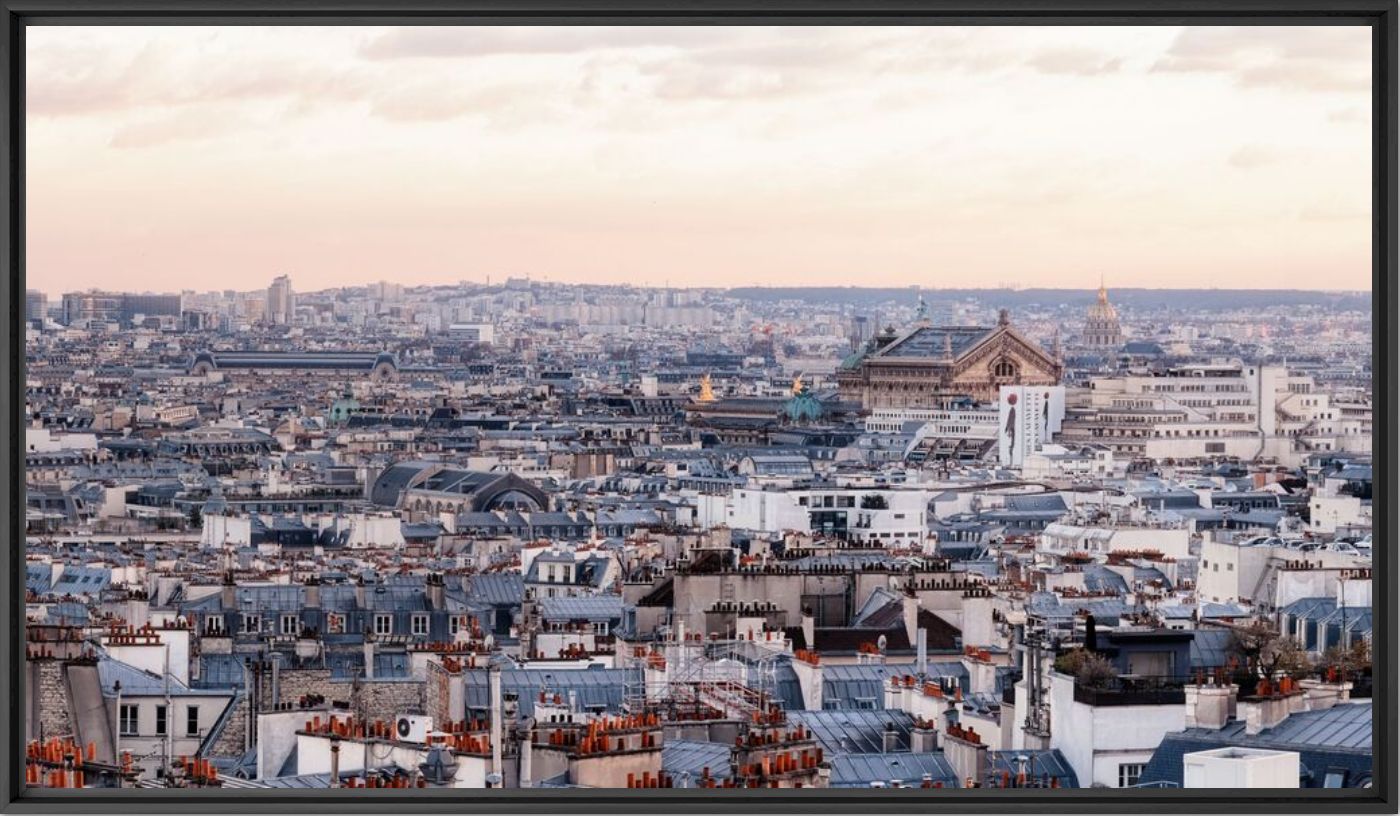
(877, 634, 888, 654)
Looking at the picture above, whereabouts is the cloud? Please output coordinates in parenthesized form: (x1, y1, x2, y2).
(1152, 25, 1370, 93)
(368, 81, 550, 124)
(1300, 196, 1368, 222)
(1328, 106, 1368, 124)
(1227, 144, 1286, 169)
(108, 107, 238, 149)
(28, 36, 373, 118)
(1026, 48, 1124, 76)
(359, 26, 729, 60)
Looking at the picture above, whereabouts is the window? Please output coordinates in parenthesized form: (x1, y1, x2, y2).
(326, 613, 345, 634)
(592, 621, 609, 635)
(241, 614, 260, 634)
(374, 614, 393, 636)
(280, 614, 299, 636)
(992, 359, 1016, 378)
(449, 616, 461, 636)
(154, 704, 167, 736)
(1118, 763, 1145, 788)
(1227, 563, 1234, 571)
(411, 614, 429, 636)
(186, 706, 201, 737)
(119, 704, 139, 736)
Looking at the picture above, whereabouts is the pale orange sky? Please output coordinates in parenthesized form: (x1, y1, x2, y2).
(26, 25, 1372, 294)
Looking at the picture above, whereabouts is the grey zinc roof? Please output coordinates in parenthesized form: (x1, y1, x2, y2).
(50, 566, 112, 596)
(877, 326, 995, 359)
(661, 740, 732, 782)
(369, 461, 436, 506)
(25, 564, 53, 594)
(987, 750, 1079, 788)
(99, 654, 227, 697)
(1188, 628, 1236, 670)
(1140, 702, 1373, 789)
(1004, 493, 1068, 513)
(461, 667, 638, 718)
(1186, 701, 1370, 751)
(538, 595, 624, 623)
(466, 573, 525, 606)
(827, 751, 958, 787)
(788, 709, 915, 754)
(821, 662, 968, 710)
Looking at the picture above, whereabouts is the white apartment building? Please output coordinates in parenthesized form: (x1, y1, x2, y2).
(1196, 533, 1371, 610)
(864, 406, 999, 436)
(1038, 517, 1192, 561)
(1059, 363, 1370, 467)
(701, 486, 933, 545)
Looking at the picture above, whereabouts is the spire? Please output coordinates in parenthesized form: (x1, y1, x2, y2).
(1097, 274, 1109, 305)
(997, 308, 1010, 327)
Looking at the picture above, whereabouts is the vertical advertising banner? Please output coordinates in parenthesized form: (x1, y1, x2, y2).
(999, 385, 1065, 466)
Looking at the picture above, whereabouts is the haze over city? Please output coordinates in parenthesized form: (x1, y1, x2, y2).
(27, 24, 1371, 294)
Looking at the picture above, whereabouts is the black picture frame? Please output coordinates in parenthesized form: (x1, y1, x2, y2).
(2, 2, 1394, 813)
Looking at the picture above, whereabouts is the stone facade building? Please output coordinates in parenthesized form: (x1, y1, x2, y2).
(1082, 282, 1123, 350)
(837, 310, 1062, 410)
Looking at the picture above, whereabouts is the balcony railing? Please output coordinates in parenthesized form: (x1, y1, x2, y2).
(1072, 676, 1186, 707)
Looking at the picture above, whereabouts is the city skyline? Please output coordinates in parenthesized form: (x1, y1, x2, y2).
(28, 24, 1372, 293)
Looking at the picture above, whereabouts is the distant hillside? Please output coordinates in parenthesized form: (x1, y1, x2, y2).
(725, 287, 1372, 312)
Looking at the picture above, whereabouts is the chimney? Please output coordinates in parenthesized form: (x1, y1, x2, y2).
(916, 628, 928, 677)
(305, 575, 321, 610)
(517, 720, 533, 788)
(944, 725, 988, 786)
(882, 721, 899, 753)
(362, 632, 376, 680)
(1239, 681, 1293, 736)
(1183, 682, 1234, 730)
(221, 570, 236, 610)
(800, 607, 815, 652)
(1298, 676, 1353, 711)
(427, 573, 445, 611)
(488, 663, 503, 776)
(354, 575, 366, 609)
(328, 736, 341, 788)
(910, 720, 938, 753)
(902, 593, 919, 648)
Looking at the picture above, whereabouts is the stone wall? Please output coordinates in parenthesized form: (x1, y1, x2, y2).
(268, 668, 354, 709)
(352, 679, 424, 722)
(424, 661, 452, 726)
(206, 694, 250, 758)
(31, 660, 75, 741)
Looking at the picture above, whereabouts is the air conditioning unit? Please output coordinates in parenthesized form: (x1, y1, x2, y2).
(395, 714, 433, 744)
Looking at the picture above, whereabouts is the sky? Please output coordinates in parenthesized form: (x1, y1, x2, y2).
(26, 25, 1373, 295)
